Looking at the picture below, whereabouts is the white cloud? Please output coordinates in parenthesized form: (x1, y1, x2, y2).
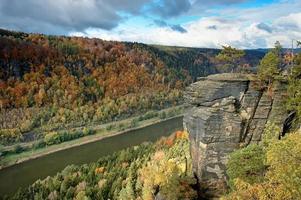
(275, 12, 301, 31)
(69, 0, 301, 49)
(71, 10, 301, 49)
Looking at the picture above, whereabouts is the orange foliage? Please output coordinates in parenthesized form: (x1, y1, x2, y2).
(0, 32, 185, 111)
(164, 134, 176, 147)
(95, 167, 105, 174)
(175, 131, 188, 139)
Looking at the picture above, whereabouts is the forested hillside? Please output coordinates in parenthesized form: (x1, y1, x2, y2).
(0, 29, 265, 145)
(4, 131, 198, 200)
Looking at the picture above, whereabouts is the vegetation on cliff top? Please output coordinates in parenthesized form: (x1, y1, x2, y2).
(225, 41, 301, 200)
(224, 124, 301, 200)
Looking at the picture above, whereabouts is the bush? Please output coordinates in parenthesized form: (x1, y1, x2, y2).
(44, 132, 61, 145)
(159, 111, 167, 119)
(227, 144, 266, 189)
(167, 109, 176, 118)
(13, 144, 24, 154)
(0, 129, 22, 145)
(20, 120, 34, 133)
(130, 118, 139, 128)
(265, 133, 301, 198)
(118, 123, 126, 131)
(33, 140, 46, 149)
(106, 124, 116, 131)
(83, 128, 95, 136)
(224, 132, 301, 200)
(138, 111, 158, 121)
(43, 128, 96, 147)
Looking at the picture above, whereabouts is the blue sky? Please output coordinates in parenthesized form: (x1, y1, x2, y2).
(0, 0, 300, 48)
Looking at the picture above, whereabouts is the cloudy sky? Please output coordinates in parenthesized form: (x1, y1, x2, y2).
(1, 0, 301, 48)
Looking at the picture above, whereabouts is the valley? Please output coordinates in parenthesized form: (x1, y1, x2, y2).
(1, 27, 301, 200)
(0, 115, 183, 196)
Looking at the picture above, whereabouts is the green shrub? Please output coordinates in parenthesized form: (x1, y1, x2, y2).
(262, 121, 280, 148)
(138, 111, 158, 121)
(44, 132, 61, 145)
(159, 111, 167, 119)
(106, 124, 116, 131)
(33, 140, 46, 149)
(223, 132, 301, 200)
(227, 144, 266, 189)
(83, 128, 95, 136)
(118, 123, 126, 131)
(130, 118, 139, 128)
(13, 144, 24, 154)
(0, 129, 22, 145)
(43, 128, 96, 147)
(20, 120, 34, 133)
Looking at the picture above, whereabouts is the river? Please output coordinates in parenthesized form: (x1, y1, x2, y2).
(0, 116, 183, 196)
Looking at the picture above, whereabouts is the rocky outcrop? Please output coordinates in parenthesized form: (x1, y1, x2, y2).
(183, 73, 288, 198)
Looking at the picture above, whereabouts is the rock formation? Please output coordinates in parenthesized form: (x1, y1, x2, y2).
(183, 73, 288, 198)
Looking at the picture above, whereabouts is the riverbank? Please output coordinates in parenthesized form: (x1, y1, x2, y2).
(0, 106, 184, 169)
(0, 115, 183, 196)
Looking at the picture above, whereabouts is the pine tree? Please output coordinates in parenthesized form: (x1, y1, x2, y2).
(215, 45, 245, 72)
(257, 51, 280, 86)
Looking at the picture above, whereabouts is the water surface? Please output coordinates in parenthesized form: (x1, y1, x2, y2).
(0, 116, 183, 196)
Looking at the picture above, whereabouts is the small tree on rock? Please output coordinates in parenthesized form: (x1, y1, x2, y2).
(215, 45, 245, 73)
(257, 44, 280, 88)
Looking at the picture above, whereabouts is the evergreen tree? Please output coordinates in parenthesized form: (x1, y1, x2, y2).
(272, 41, 282, 58)
(257, 50, 280, 86)
(215, 45, 245, 72)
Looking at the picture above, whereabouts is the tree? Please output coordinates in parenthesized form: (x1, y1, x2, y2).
(118, 176, 135, 200)
(215, 45, 245, 72)
(286, 78, 301, 122)
(257, 51, 280, 86)
(272, 41, 282, 58)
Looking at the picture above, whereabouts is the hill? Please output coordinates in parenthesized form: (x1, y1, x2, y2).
(0, 29, 265, 145)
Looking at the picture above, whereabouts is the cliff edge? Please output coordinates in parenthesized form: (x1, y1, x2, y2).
(183, 73, 288, 198)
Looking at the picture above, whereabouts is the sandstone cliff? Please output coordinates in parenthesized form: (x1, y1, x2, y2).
(183, 73, 288, 198)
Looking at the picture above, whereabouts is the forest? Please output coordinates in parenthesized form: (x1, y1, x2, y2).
(3, 131, 198, 200)
(1, 0, 301, 198)
(1, 29, 301, 200)
(0, 29, 265, 146)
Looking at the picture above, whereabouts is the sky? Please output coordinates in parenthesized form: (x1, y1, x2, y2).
(0, 0, 301, 49)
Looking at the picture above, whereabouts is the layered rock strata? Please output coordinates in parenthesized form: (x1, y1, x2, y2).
(183, 73, 287, 197)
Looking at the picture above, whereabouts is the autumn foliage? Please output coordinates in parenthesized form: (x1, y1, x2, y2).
(0, 30, 189, 144)
(8, 131, 197, 200)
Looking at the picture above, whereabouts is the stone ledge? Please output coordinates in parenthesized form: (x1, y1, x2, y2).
(197, 73, 255, 82)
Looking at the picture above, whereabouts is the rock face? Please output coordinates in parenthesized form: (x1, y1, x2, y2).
(183, 73, 288, 198)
